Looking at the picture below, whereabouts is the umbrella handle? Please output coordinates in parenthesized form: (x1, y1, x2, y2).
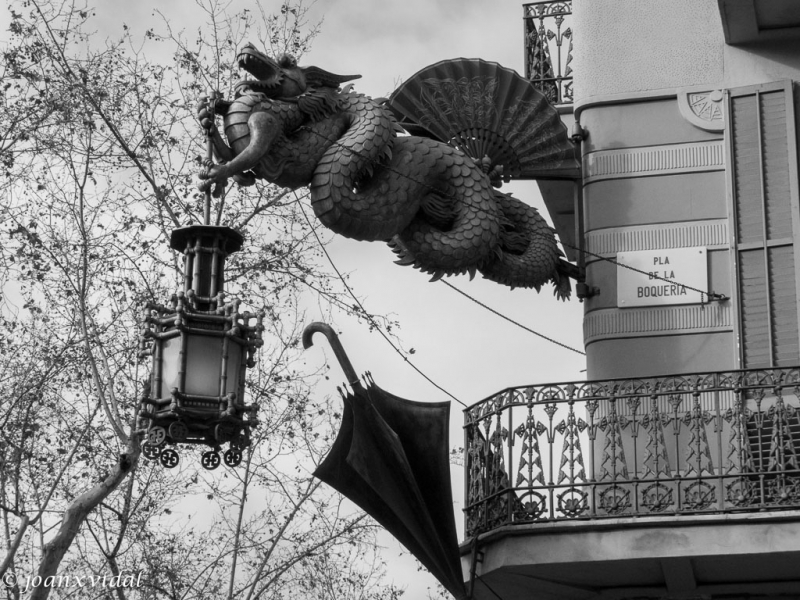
(302, 322, 363, 390)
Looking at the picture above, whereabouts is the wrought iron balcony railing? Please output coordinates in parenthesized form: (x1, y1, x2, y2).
(464, 368, 800, 538)
(523, 1, 574, 105)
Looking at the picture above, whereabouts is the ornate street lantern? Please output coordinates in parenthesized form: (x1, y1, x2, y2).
(138, 94, 264, 470)
(138, 225, 263, 470)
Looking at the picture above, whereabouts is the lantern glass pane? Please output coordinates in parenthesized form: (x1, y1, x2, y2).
(160, 333, 244, 398)
(161, 336, 181, 399)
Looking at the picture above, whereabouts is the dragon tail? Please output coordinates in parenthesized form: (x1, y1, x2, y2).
(553, 258, 580, 301)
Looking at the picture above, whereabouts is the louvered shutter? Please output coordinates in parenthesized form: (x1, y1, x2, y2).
(728, 82, 800, 369)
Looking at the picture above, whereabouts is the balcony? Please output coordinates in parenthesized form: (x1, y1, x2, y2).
(462, 368, 800, 599)
(523, 1, 574, 105)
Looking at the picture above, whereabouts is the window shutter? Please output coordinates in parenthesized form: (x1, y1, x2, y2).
(769, 245, 799, 366)
(732, 93, 762, 246)
(738, 249, 769, 367)
(728, 82, 800, 369)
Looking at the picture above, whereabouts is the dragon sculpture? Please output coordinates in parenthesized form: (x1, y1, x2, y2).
(197, 44, 575, 298)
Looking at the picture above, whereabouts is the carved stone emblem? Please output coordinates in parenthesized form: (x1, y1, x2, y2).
(677, 87, 725, 132)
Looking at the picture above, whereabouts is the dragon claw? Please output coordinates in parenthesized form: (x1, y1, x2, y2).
(197, 160, 230, 197)
(197, 176, 228, 198)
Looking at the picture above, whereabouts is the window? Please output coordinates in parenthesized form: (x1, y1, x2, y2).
(727, 81, 800, 369)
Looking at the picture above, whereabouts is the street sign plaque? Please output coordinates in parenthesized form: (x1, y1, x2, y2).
(617, 247, 708, 308)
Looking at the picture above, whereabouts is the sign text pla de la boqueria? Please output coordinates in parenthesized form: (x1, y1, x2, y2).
(617, 247, 707, 308)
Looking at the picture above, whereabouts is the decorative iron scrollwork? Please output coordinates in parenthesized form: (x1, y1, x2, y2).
(641, 483, 674, 513)
(766, 476, 800, 505)
(557, 487, 588, 518)
(598, 484, 631, 515)
(514, 491, 548, 521)
(463, 367, 800, 537)
(683, 480, 716, 510)
(725, 478, 755, 507)
(524, 1, 574, 104)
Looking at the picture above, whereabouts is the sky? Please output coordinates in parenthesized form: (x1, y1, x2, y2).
(1, 0, 586, 595)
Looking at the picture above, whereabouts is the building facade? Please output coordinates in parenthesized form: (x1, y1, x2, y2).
(462, 2, 800, 598)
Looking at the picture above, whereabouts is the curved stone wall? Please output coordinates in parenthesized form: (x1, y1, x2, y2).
(574, 0, 724, 102)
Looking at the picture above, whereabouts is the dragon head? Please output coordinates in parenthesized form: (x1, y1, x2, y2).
(234, 42, 361, 98)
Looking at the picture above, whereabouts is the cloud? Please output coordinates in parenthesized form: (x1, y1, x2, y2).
(305, 0, 523, 97)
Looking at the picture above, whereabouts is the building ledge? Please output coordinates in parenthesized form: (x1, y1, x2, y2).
(718, 0, 800, 45)
(462, 509, 800, 600)
(461, 507, 800, 552)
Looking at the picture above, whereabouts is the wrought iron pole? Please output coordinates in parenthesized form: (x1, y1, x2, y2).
(204, 89, 214, 226)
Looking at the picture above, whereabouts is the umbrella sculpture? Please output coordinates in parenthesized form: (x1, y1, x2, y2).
(303, 322, 467, 600)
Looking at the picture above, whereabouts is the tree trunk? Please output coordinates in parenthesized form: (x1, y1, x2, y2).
(29, 441, 139, 600)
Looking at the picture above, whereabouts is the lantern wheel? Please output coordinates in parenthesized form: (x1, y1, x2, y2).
(147, 426, 167, 447)
(159, 448, 180, 469)
(214, 422, 238, 443)
(168, 421, 188, 442)
(142, 443, 162, 460)
(224, 448, 243, 467)
(201, 450, 221, 470)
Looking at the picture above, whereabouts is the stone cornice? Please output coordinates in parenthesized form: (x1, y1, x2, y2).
(584, 140, 725, 183)
(584, 303, 733, 345)
(585, 219, 729, 258)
